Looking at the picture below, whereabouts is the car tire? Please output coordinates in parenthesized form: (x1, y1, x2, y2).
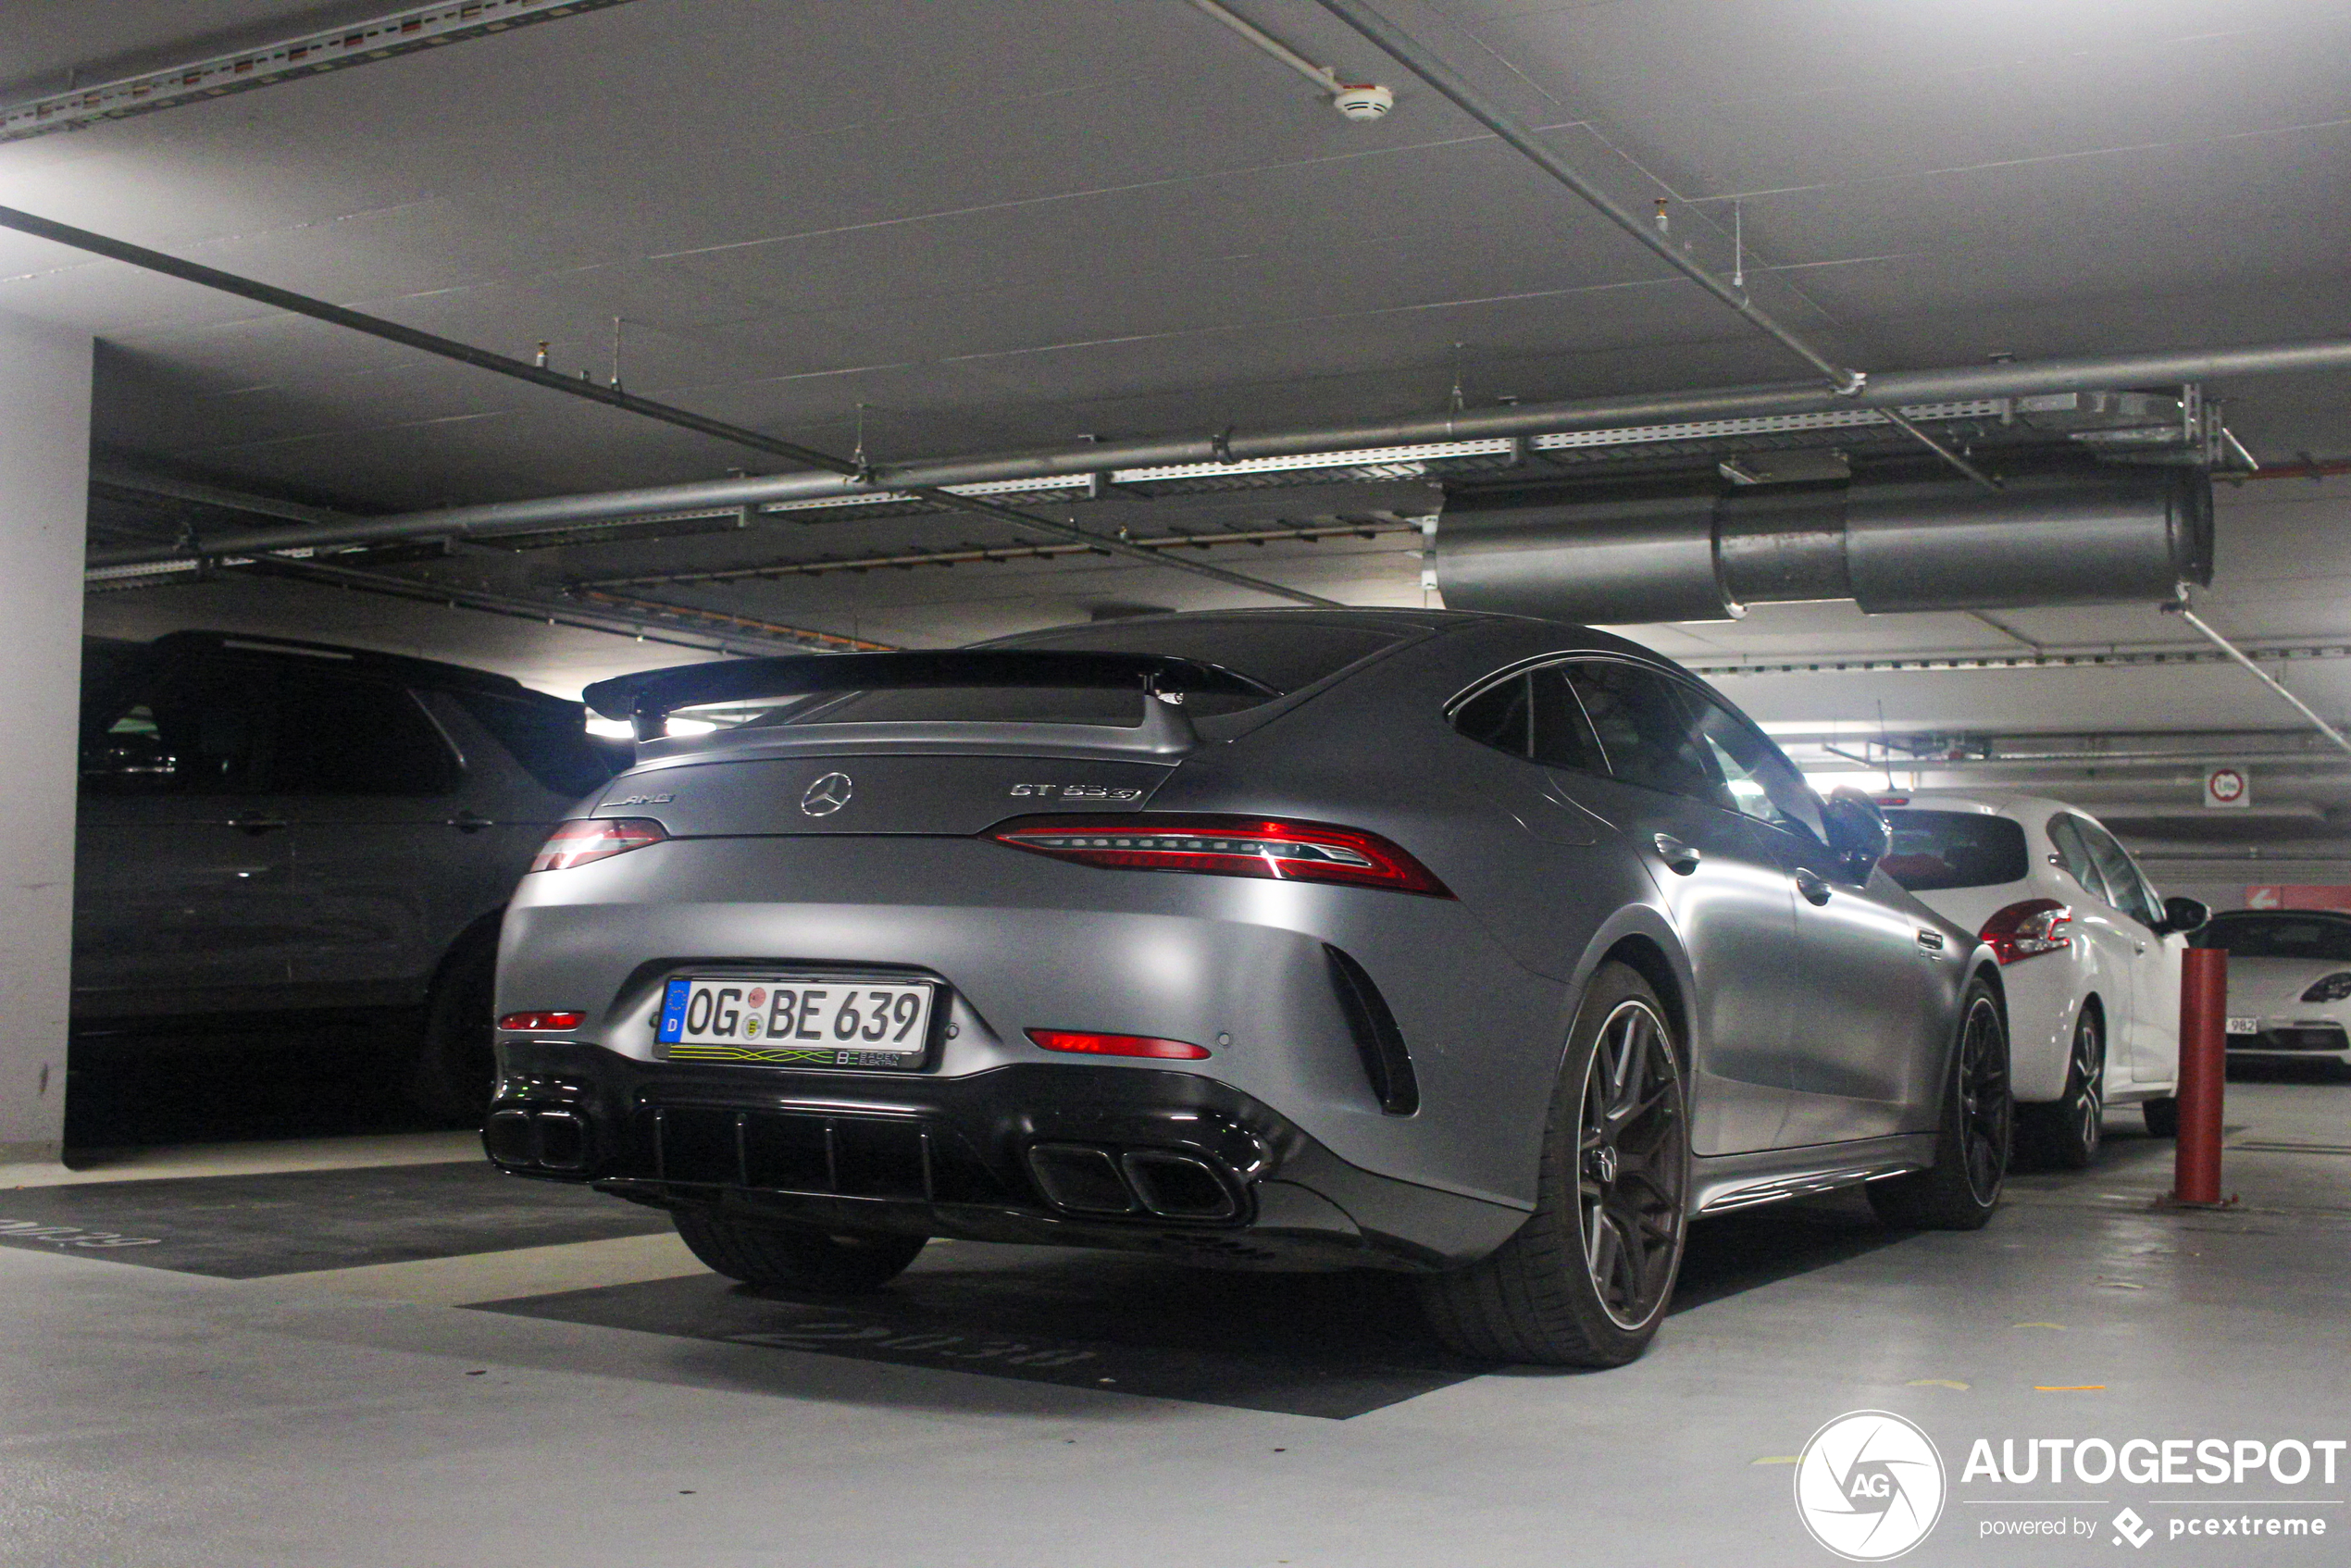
(1417, 961, 1690, 1368)
(2018, 1009, 2104, 1171)
(1868, 975, 2011, 1230)
(2142, 1096, 2181, 1139)
(410, 929, 499, 1126)
(672, 1208, 927, 1292)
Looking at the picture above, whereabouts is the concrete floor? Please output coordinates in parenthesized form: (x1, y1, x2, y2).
(2, 1077, 2345, 1567)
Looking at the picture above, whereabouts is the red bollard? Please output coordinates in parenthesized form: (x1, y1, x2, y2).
(2174, 947, 2228, 1205)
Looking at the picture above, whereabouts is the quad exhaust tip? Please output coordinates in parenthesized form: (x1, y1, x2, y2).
(486, 1107, 590, 1172)
(1025, 1142, 1241, 1222)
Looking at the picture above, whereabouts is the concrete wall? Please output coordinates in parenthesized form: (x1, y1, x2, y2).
(0, 311, 92, 1163)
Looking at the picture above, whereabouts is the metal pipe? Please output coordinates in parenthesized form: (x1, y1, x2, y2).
(1185, 0, 1340, 91)
(0, 204, 857, 478)
(82, 337, 2351, 568)
(19, 203, 1326, 604)
(1307, 0, 1860, 393)
(2170, 603, 2351, 760)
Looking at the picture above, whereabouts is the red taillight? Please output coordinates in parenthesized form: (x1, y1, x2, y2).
(528, 816, 666, 873)
(1981, 898, 2072, 964)
(989, 815, 1452, 897)
(497, 1011, 585, 1031)
(1027, 1028, 1212, 1061)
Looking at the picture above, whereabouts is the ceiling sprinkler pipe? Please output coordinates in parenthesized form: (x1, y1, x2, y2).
(81, 336, 2351, 569)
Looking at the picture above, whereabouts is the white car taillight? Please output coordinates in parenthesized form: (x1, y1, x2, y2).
(1981, 898, 2072, 964)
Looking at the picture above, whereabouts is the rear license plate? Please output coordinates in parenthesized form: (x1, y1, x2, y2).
(657, 977, 937, 1068)
(2227, 1016, 2261, 1037)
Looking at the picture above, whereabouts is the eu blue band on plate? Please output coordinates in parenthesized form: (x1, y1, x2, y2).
(658, 977, 691, 1044)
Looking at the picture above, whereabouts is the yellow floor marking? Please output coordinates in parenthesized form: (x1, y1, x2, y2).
(1906, 1378, 1971, 1390)
(263, 1231, 706, 1307)
(1751, 1456, 1800, 1465)
(2012, 1322, 2067, 1329)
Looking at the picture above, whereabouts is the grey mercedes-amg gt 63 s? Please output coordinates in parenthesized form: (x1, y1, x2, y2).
(486, 610, 2010, 1366)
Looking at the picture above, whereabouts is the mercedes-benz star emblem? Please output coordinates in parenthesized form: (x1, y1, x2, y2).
(800, 772, 854, 817)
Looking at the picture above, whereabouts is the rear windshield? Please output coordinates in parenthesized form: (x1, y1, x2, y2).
(1878, 810, 2032, 891)
(2200, 916, 2351, 962)
(719, 617, 1414, 730)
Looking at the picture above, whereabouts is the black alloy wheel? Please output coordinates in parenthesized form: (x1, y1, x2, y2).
(1577, 997, 1691, 1331)
(1868, 977, 2011, 1230)
(1419, 962, 1691, 1367)
(1954, 992, 2013, 1204)
(2021, 1009, 2105, 1170)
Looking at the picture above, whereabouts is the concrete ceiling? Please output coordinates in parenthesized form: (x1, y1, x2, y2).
(29, 1, 2351, 879)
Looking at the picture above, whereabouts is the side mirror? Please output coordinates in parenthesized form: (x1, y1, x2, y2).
(1820, 787, 1891, 878)
(2158, 894, 2211, 938)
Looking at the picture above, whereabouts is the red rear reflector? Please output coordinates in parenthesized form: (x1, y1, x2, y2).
(990, 815, 1451, 897)
(1027, 1028, 1212, 1061)
(497, 1011, 585, 1031)
(529, 816, 666, 873)
(1980, 898, 2072, 964)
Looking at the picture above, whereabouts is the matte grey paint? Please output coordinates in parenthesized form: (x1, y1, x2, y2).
(496, 612, 1985, 1262)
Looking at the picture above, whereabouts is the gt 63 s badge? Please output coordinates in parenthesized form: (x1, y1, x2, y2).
(1008, 783, 1145, 801)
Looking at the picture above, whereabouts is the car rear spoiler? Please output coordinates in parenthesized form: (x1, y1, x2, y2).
(581, 651, 1276, 752)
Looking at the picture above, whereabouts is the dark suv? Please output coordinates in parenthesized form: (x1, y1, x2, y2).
(75, 631, 617, 1116)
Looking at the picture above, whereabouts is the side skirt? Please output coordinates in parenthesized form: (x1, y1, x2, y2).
(1690, 1133, 1939, 1215)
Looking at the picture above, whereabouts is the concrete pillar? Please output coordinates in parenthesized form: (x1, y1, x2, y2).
(0, 309, 93, 1164)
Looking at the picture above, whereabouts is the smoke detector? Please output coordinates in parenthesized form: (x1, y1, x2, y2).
(1331, 82, 1394, 121)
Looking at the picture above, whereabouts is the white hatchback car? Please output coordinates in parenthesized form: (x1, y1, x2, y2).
(2198, 910, 2351, 1077)
(1872, 791, 2208, 1165)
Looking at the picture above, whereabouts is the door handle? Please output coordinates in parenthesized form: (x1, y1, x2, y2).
(447, 812, 494, 834)
(1916, 928, 1947, 958)
(228, 815, 288, 836)
(2134, 940, 2148, 954)
(1651, 833, 1702, 875)
(1794, 867, 1832, 904)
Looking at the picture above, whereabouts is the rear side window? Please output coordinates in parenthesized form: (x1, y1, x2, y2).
(2203, 916, 2351, 961)
(2046, 815, 2108, 903)
(450, 691, 615, 798)
(1561, 661, 1720, 803)
(1451, 666, 1607, 773)
(2078, 821, 2162, 928)
(80, 664, 274, 796)
(274, 677, 459, 796)
(1880, 811, 2032, 891)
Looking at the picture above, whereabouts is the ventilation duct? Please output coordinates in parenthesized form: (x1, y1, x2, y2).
(1436, 467, 2214, 623)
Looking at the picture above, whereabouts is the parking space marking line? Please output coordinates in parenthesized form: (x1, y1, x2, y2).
(263, 1231, 705, 1306)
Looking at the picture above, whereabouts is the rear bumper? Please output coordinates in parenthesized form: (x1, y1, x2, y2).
(486, 1040, 1526, 1271)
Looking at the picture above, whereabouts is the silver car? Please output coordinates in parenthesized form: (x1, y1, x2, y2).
(487, 611, 2010, 1366)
